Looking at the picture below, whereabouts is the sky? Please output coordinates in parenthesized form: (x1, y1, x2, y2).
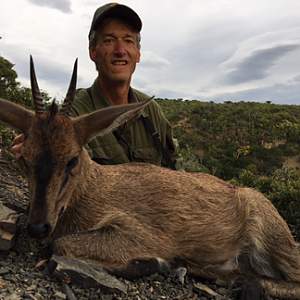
(1, 0, 300, 105)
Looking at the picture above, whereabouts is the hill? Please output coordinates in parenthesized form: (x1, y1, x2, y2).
(156, 98, 300, 180)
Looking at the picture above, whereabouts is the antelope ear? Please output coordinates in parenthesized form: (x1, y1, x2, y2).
(0, 98, 34, 133)
(73, 97, 154, 146)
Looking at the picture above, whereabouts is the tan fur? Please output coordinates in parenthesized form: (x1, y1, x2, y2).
(1, 88, 300, 299)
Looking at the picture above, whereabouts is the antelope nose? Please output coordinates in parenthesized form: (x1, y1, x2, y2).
(27, 223, 51, 239)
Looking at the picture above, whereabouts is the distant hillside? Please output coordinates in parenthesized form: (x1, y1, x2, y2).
(155, 98, 300, 180)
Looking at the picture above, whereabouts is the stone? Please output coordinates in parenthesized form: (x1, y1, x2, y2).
(193, 282, 220, 297)
(0, 229, 18, 251)
(0, 204, 20, 232)
(0, 203, 20, 250)
(51, 255, 128, 295)
(61, 284, 77, 300)
(0, 267, 10, 276)
(52, 291, 67, 299)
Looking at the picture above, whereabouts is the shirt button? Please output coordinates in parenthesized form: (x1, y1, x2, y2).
(149, 153, 153, 157)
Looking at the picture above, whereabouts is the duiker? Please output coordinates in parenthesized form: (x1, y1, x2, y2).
(1, 57, 300, 300)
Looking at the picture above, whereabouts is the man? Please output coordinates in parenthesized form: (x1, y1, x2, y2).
(12, 3, 183, 170)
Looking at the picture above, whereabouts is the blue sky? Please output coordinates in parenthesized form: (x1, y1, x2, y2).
(1, 0, 300, 104)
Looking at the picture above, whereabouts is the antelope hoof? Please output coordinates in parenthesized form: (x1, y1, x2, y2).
(240, 278, 265, 300)
(172, 267, 187, 284)
(157, 258, 171, 274)
(112, 258, 170, 280)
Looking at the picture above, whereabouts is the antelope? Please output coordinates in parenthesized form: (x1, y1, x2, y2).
(1, 57, 300, 300)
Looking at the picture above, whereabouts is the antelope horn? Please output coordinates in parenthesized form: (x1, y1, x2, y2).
(30, 55, 46, 115)
(59, 58, 78, 117)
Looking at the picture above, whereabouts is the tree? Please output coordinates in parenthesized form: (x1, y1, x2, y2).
(0, 56, 52, 109)
(9, 86, 33, 109)
(9, 86, 52, 109)
(0, 55, 19, 99)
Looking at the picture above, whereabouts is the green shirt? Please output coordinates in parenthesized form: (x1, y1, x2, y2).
(71, 79, 183, 170)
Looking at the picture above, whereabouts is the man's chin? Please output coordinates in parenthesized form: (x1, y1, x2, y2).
(110, 74, 132, 83)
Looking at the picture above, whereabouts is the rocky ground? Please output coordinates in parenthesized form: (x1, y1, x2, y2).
(0, 166, 297, 300)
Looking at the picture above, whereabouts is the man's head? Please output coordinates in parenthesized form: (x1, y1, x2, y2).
(88, 3, 142, 86)
(89, 3, 142, 44)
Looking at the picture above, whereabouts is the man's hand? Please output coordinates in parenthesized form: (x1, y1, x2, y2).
(12, 134, 24, 168)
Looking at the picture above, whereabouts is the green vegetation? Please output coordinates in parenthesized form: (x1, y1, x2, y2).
(156, 98, 300, 178)
(1, 55, 300, 225)
(230, 165, 300, 225)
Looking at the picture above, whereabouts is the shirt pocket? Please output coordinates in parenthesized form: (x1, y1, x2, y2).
(133, 145, 161, 165)
(88, 135, 129, 164)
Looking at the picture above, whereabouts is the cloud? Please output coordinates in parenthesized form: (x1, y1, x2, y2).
(219, 28, 300, 84)
(294, 75, 300, 82)
(2, 0, 300, 104)
(203, 79, 300, 105)
(0, 41, 82, 101)
(0, 41, 78, 85)
(27, 0, 72, 13)
(133, 51, 171, 95)
(32, 59, 80, 87)
(139, 51, 170, 69)
(224, 44, 300, 84)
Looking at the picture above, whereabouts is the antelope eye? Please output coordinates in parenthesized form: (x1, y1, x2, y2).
(66, 157, 78, 170)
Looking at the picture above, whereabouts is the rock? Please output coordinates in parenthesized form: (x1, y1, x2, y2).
(0, 204, 19, 232)
(0, 267, 10, 275)
(193, 281, 221, 297)
(0, 204, 20, 250)
(0, 229, 17, 250)
(0, 157, 12, 169)
(62, 284, 77, 300)
(53, 291, 67, 299)
(51, 255, 128, 295)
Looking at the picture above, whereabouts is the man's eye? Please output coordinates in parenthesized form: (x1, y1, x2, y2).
(104, 38, 113, 43)
(125, 39, 134, 44)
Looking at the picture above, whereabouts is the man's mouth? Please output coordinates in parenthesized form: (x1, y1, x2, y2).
(113, 61, 127, 65)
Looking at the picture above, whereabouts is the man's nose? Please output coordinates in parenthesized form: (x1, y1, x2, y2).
(114, 39, 126, 56)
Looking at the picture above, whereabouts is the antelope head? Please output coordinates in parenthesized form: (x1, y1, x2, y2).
(0, 57, 153, 239)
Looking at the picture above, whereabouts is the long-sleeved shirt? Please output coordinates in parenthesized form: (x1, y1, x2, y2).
(71, 78, 183, 170)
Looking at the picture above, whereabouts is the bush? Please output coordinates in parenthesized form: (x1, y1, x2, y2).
(232, 170, 257, 188)
(229, 165, 300, 225)
(269, 187, 300, 225)
(0, 125, 23, 173)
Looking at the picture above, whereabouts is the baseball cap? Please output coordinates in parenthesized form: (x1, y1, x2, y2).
(88, 3, 142, 40)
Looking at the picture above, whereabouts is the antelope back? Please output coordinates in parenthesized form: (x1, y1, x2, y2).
(0, 57, 153, 239)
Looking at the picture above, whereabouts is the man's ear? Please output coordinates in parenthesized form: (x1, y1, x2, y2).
(136, 49, 141, 63)
(89, 44, 97, 63)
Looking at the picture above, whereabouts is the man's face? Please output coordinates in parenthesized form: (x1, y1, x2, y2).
(89, 20, 141, 85)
